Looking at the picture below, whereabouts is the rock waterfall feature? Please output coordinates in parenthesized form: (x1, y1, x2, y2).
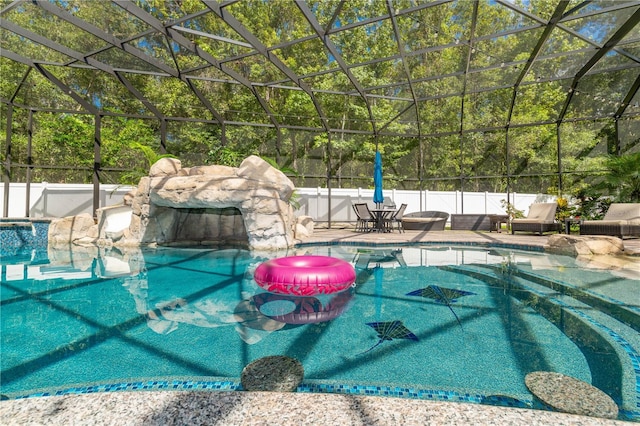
(50, 156, 300, 251)
(126, 156, 297, 250)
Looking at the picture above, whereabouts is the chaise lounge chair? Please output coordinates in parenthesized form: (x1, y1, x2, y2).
(511, 202, 561, 235)
(580, 203, 640, 238)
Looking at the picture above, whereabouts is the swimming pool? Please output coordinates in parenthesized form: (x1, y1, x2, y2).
(1, 244, 638, 421)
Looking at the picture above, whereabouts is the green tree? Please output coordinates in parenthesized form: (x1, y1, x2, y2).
(119, 142, 176, 185)
(598, 153, 640, 203)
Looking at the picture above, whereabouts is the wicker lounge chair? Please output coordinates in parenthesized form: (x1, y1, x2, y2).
(511, 202, 561, 235)
(580, 203, 640, 238)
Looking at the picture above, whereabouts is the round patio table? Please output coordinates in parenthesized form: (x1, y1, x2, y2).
(370, 208, 396, 232)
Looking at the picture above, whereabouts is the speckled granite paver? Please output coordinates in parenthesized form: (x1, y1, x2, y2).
(241, 356, 304, 392)
(525, 372, 619, 420)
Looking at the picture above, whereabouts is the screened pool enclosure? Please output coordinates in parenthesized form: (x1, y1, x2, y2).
(2, 0, 639, 218)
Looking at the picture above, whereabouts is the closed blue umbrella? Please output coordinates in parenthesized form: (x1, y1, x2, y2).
(373, 151, 384, 208)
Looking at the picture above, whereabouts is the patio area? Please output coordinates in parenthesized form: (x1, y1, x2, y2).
(304, 227, 640, 256)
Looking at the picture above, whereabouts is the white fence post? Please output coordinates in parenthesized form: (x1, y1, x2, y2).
(484, 191, 488, 214)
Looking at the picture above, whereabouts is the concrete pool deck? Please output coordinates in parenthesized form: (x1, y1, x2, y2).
(1, 229, 638, 425)
(0, 390, 632, 425)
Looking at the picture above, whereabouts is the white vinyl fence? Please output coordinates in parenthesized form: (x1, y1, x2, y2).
(2, 183, 133, 219)
(1, 183, 553, 224)
(295, 188, 548, 223)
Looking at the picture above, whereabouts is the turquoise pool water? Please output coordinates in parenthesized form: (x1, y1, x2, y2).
(1, 244, 639, 421)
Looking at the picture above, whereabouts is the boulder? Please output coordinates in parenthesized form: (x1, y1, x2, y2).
(48, 213, 97, 245)
(545, 234, 625, 256)
(149, 157, 181, 177)
(295, 216, 314, 239)
(237, 156, 295, 202)
(188, 165, 236, 177)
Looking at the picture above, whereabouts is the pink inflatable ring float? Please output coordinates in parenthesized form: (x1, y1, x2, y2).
(254, 255, 356, 296)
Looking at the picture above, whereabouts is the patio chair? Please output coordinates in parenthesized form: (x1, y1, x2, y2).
(353, 203, 375, 232)
(385, 203, 407, 233)
(354, 248, 407, 269)
(383, 196, 396, 209)
(511, 202, 561, 235)
(580, 203, 640, 238)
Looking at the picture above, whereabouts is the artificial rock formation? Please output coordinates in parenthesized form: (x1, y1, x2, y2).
(48, 156, 303, 251)
(545, 234, 625, 256)
(48, 213, 98, 245)
(126, 155, 298, 251)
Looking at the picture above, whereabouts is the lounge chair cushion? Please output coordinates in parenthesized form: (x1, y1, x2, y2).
(512, 202, 557, 223)
(602, 203, 640, 224)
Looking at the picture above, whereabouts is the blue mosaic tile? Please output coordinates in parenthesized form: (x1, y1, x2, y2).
(0, 219, 50, 253)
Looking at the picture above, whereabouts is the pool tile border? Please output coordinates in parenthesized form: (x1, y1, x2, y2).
(7, 378, 639, 421)
(7, 381, 535, 410)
